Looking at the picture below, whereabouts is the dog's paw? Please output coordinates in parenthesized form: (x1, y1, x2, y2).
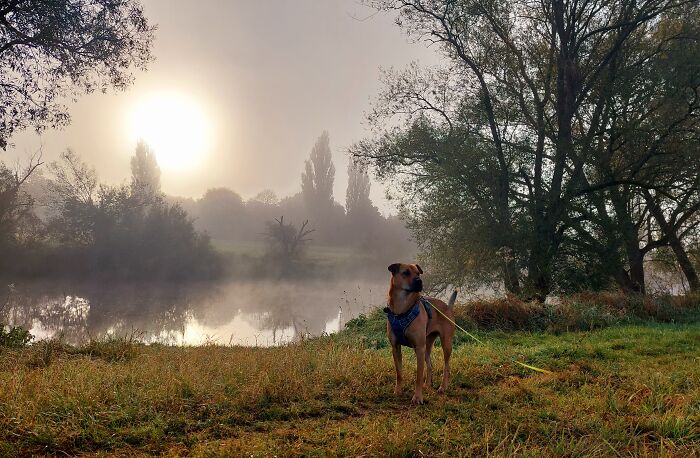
(437, 385, 447, 394)
(394, 385, 402, 396)
(411, 393, 424, 405)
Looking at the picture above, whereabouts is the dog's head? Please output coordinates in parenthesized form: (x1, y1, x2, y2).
(388, 263, 423, 293)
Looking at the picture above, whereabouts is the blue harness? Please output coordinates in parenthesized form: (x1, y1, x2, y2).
(384, 297, 433, 347)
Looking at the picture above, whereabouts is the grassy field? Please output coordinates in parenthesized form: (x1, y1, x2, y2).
(0, 295, 700, 457)
(1, 306, 699, 456)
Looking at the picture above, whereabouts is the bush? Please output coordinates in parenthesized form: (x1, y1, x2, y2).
(453, 292, 700, 333)
(457, 295, 542, 330)
(0, 325, 33, 348)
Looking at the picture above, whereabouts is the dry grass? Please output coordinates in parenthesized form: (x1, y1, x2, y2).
(451, 292, 700, 333)
(1, 321, 699, 456)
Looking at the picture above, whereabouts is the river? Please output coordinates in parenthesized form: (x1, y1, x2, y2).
(1, 278, 387, 346)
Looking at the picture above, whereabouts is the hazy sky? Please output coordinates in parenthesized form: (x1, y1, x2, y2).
(8, 0, 440, 212)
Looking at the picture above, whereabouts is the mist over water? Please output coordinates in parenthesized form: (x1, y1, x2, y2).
(2, 278, 387, 346)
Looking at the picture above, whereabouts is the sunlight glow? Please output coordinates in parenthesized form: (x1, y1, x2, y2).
(128, 92, 210, 171)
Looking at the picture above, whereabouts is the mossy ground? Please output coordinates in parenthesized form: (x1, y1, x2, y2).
(1, 307, 699, 456)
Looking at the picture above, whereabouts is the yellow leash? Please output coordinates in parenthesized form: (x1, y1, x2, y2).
(424, 299, 554, 375)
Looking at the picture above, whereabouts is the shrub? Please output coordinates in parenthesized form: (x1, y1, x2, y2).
(453, 292, 700, 333)
(0, 325, 33, 348)
(458, 295, 543, 331)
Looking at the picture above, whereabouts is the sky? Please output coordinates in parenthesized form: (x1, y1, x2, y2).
(8, 0, 440, 213)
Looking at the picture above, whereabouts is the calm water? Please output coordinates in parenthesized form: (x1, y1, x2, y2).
(1, 279, 387, 346)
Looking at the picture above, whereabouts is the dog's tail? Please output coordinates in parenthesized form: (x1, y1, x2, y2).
(447, 289, 458, 309)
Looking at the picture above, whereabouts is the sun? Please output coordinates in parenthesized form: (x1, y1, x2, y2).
(128, 91, 210, 171)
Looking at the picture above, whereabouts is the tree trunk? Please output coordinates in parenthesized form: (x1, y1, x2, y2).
(525, 217, 557, 302)
(644, 192, 700, 292)
(668, 234, 700, 292)
(609, 188, 645, 293)
(614, 268, 639, 293)
(503, 257, 521, 296)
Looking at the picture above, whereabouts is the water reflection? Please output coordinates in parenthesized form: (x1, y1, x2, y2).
(1, 279, 384, 346)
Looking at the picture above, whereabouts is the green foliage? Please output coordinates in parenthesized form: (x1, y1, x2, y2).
(0, 325, 32, 348)
(9, 149, 223, 281)
(342, 293, 700, 346)
(0, 0, 155, 149)
(356, 1, 700, 299)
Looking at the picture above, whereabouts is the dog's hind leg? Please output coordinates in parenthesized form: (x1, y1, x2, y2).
(438, 337, 452, 394)
(425, 333, 438, 389)
(391, 343, 403, 395)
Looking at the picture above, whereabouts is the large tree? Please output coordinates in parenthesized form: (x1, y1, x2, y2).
(130, 140, 161, 201)
(301, 131, 335, 218)
(0, 0, 155, 149)
(356, 0, 700, 299)
(346, 157, 372, 216)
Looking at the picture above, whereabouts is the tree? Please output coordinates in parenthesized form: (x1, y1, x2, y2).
(0, 153, 42, 251)
(251, 189, 279, 206)
(345, 157, 385, 249)
(0, 0, 155, 149)
(42, 151, 221, 280)
(346, 158, 372, 216)
(357, 0, 700, 300)
(561, 8, 700, 294)
(301, 131, 335, 218)
(46, 150, 99, 245)
(130, 140, 161, 202)
(264, 216, 314, 269)
(195, 187, 244, 240)
(48, 149, 98, 206)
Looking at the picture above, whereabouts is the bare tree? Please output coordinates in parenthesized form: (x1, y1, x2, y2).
(47, 149, 98, 207)
(264, 216, 314, 265)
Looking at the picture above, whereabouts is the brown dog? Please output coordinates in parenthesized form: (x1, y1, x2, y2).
(386, 263, 457, 404)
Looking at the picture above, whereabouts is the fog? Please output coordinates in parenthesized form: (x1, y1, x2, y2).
(2, 133, 417, 344)
(7, 0, 439, 211)
(0, 1, 444, 345)
(1, 0, 696, 356)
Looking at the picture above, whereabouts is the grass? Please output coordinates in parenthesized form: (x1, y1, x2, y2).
(1, 305, 699, 455)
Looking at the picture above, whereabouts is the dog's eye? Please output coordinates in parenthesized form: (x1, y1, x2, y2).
(403, 270, 410, 276)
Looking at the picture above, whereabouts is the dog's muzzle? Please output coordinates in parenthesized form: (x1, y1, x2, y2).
(409, 277, 423, 293)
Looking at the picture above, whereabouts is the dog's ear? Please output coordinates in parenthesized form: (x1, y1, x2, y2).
(388, 263, 400, 275)
(415, 264, 423, 275)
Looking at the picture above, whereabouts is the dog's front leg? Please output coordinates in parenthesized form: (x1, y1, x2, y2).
(391, 344, 403, 395)
(412, 343, 426, 404)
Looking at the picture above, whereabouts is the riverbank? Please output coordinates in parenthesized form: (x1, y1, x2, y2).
(1, 298, 699, 456)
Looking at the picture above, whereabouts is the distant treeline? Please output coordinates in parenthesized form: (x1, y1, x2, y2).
(169, 132, 414, 269)
(173, 187, 410, 255)
(1, 134, 414, 281)
(2, 145, 220, 281)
